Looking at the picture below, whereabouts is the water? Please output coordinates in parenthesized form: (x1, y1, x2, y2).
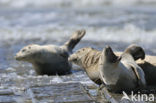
(0, 0, 156, 102)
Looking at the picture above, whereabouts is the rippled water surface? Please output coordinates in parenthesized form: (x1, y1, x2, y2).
(0, 0, 156, 102)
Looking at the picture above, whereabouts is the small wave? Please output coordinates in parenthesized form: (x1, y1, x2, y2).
(83, 24, 156, 44)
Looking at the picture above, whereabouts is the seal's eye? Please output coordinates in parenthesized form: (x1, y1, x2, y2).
(22, 49, 26, 52)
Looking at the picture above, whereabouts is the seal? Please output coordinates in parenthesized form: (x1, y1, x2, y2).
(99, 46, 146, 93)
(68, 44, 145, 85)
(69, 47, 102, 84)
(15, 30, 86, 75)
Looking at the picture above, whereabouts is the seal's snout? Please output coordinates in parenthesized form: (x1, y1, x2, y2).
(117, 56, 122, 61)
(15, 54, 20, 60)
(140, 48, 145, 60)
(68, 56, 72, 62)
(141, 54, 145, 60)
(15, 53, 23, 61)
(68, 54, 77, 62)
(68, 55, 74, 62)
(138, 51, 145, 60)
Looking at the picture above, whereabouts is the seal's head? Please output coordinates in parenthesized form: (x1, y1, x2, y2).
(68, 48, 89, 66)
(124, 44, 145, 60)
(15, 44, 41, 62)
(101, 46, 121, 64)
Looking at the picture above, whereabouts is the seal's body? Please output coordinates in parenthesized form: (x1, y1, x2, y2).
(68, 44, 145, 85)
(99, 46, 146, 92)
(15, 30, 86, 75)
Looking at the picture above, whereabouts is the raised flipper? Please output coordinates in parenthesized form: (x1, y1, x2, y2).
(63, 29, 86, 52)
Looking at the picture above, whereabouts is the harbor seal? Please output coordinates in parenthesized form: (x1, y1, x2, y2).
(69, 47, 102, 84)
(15, 30, 86, 75)
(68, 44, 145, 85)
(99, 46, 146, 93)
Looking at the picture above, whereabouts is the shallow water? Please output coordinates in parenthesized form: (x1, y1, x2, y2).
(0, 0, 156, 102)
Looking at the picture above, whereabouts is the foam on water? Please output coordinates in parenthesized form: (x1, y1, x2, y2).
(84, 25, 156, 44)
(0, 5, 155, 49)
(0, 25, 156, 49)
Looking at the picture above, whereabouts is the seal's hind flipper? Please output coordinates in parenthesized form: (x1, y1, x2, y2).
(130, 63, 146, 87)
(63, 29, 86, 52)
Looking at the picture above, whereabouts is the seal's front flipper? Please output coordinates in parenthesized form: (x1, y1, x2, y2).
(63, 29, 86, 52)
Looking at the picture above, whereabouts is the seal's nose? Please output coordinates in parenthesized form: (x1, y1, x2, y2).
(117, 56, 122, 61)
(68, 57, 72, 62)
(141, 50, 145, 60)
(68, 54, 77, 62)
(14, 54, 20, 60)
